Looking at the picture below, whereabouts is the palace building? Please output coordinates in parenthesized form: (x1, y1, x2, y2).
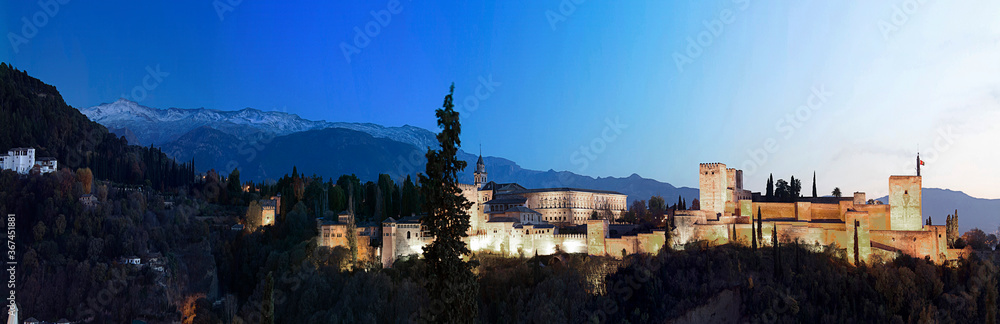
(673, 155, 961, 264)
(380, 153, 645, 267)
(358, 152, 962, 268)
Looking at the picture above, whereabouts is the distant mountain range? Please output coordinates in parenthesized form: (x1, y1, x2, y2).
(80, 99, 440, 149)
(80, 100, 701, 205)
(877, 189, 1000, 234)
(77, 100, 998, 233)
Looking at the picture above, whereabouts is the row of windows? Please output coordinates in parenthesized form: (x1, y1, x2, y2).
(535, 203, 624, 210)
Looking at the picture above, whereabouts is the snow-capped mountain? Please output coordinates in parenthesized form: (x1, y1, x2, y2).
(78, 98, 439, 149)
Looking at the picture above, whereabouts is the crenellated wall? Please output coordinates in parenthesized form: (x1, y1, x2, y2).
(870, 225, 947, 263)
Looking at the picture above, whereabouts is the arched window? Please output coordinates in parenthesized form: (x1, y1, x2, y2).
(407, 231, 411, 239)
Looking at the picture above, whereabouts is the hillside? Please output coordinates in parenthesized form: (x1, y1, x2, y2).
(0, 63, 193, 189)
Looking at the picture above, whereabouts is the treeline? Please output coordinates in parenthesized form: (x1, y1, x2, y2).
(0, 168, 213, 323)
(203, 240, 1000, 323)
(206, 165, 425, 225)
(0, 63, 194, 190)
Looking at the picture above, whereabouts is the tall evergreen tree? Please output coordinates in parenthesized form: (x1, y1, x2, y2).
(664, 215, 672, 252)
(790, 175, 801, 199)
(757, 207, 763, 244)
(812, 171, 817, 198)
(773, 224, 781, 279)
(418, 84, 478, 322)
(262, 272, 275, 324)
(853, 220, 860, 265)
(752, 207, 759, 252)
(401, 175, 419, 217)
(766, 174, 774, 198)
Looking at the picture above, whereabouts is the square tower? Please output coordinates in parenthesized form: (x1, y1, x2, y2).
(888, 176, 922, 231)
(699, 163, 728, 214)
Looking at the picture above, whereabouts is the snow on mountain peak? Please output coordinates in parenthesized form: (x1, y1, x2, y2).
(77, 101, 439, 149)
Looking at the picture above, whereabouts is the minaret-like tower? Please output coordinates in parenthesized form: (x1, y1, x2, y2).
(916, 152, 921, 176)
(474, 151, 487, 188)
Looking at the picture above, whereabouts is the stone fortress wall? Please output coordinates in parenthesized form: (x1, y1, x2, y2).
(680, 161, 956, 264)
(376, 157, 958, 267)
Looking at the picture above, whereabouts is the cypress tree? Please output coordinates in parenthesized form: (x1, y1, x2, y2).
(757, 207, 763, 243)
(729, 223, 736, 245)
(262, 272, 275, 324)
(752, 207, 758, 252)
(853, 220, 860, 266)
(766, 174, 774, 198)
(773, 223, 780, 279)
(418, 84, 478, 322)
(812, 171, 817, 198)
(664, 213, 673, 252)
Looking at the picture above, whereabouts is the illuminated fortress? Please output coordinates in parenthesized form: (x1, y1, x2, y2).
(374, 154, 961, 267)
(675, 155, 958, 264)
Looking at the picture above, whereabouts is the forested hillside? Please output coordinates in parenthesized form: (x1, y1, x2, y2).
(0, 63, 193, 189)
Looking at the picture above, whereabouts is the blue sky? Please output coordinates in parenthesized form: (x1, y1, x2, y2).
(3, 0, 999, 199)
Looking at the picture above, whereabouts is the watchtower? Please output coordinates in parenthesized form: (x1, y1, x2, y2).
(699, 163, 728, 214)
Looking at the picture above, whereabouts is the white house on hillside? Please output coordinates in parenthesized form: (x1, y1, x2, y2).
(0, 147, 57, 174)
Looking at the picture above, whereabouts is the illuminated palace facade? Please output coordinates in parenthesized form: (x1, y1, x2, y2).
(675, 156, 962, 264)
(374, 154, 962, 267)
(380, 154, 662, 267)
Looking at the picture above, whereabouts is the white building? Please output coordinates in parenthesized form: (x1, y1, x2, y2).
(0, 147, 57, 174)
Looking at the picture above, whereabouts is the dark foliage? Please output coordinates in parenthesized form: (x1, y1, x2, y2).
(0, 63, 194, 190)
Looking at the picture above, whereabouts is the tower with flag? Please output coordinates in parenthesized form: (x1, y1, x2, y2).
(917, 152, 924, 176)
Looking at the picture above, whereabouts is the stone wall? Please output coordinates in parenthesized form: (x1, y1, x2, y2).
(810, 203, 843, 221)
(845, 210, 872, 264)
(856, 204, 891, 231)
(870, 225, 947, 263)
(554, 234, 588, 254)
(754, 202, 797, 220)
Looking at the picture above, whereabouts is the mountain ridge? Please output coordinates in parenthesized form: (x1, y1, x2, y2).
(79, 98, 440, 149)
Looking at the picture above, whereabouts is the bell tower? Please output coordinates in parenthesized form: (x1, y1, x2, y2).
(474, 150, 487, 188)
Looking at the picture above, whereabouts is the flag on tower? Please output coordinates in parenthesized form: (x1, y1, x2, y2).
(920, 159, 925, 166)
